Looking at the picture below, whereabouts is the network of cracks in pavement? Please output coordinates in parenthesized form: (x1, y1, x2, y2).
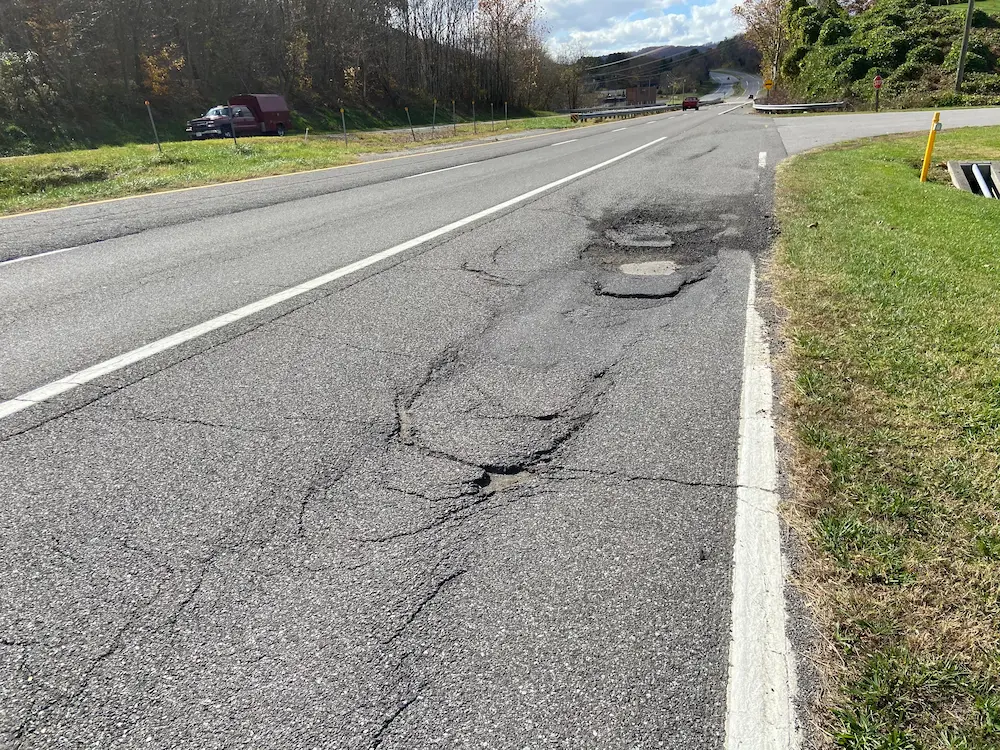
(2, 204, 753, 747)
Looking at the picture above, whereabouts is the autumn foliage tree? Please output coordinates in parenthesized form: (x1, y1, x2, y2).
(733, 0, 790, 82)
(0, 0, 562, 152)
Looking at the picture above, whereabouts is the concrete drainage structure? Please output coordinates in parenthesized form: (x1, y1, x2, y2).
(948, 161, 1000, 199)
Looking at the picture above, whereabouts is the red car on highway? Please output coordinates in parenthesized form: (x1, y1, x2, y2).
(682, 97, 700, 111)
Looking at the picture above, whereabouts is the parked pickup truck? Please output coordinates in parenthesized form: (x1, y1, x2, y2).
(186, 94, 291, 139)
(682, 97, 700, 111)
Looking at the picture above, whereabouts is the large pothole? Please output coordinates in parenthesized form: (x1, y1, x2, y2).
(583, 209, 738, 299)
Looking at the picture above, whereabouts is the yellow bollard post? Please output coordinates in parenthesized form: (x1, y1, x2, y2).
(920, 112, 942, 183)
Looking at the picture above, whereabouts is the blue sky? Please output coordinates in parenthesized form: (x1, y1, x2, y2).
(543, 0, 742, 56)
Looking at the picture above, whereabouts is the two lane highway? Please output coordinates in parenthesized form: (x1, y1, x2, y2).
(0, 105, 745, 404)
(1, 104, 787, 748)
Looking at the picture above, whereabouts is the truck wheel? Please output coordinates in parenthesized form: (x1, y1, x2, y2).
(276, 124, 286, 136)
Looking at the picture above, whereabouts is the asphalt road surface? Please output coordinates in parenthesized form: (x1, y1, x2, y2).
(3, 102, 1000, 748)
(708, 70, 761, 102)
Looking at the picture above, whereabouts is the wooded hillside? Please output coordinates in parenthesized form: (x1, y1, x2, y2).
(736, 0, 1000, 108)
(0, 0, 565, 153)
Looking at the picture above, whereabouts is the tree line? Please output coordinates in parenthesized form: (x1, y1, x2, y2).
(0, 0, 574, 152)
(0, 0, 762, 155)
(733, 0, 999, 108)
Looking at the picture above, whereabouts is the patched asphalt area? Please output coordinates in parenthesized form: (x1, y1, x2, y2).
(1, 111, 780, 747)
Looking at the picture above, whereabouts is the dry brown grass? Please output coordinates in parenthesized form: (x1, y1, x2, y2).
(771, 130, 1000, 748)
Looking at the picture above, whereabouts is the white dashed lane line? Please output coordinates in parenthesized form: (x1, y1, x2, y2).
(0, 136, 668, 420)
(0, 246, 80, 267)
(404, 162, 479, 179)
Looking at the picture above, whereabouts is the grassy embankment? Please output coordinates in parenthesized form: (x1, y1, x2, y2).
(774, 127, 1000, 747)
(947, 0, 1000, 17)
(0, 114, 583, 216)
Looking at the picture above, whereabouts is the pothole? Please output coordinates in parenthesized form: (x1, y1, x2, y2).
(475, 469, 533, 494)
(605, 224, 675, 248)
(619, 260, 678, 276)
(581, 207, 744, 299)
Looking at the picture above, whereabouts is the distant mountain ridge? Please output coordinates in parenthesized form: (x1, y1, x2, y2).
(586, 45, 703, 66)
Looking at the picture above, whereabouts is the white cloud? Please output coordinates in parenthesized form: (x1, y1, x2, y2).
(544, 0, 741, 56)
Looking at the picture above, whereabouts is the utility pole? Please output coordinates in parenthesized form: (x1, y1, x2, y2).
(955, 0, 976, 92)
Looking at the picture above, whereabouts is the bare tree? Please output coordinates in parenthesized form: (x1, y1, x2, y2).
(733, 0, 787, 82)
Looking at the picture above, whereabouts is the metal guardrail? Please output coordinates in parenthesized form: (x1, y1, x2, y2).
(572, 97, 726, 122)
(752, 101, 845, 113)
(572, 104, 678, 122)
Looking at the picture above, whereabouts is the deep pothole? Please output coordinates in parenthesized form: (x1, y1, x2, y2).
(582, 209, 737, 299)
(619, 260, 678, 276)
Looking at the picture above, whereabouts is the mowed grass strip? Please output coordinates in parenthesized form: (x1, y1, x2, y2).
(0, 114, 583, 216)
(947, 0, 1000, 16)
(773, 127, 1000, 748)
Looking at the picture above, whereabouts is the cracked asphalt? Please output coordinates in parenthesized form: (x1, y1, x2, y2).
(2, 104, 785, 748)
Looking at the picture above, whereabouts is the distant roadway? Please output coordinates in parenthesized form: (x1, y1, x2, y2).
(2, 91, 1000, 748)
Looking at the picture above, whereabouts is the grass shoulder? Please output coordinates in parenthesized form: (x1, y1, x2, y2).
(772, 126, 1000, 748)
(0, 114, 585, 216)
(946, 0, 1000, 16)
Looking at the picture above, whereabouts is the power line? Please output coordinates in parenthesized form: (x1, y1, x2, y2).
(583, 44, 703, 71)
(586, 47, 716, 83)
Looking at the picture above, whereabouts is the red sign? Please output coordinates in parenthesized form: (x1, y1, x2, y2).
(873, 75, 883, 89)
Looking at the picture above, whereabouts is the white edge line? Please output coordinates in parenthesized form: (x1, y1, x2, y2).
(0, 136, 667, 421)
(724, 264, 799, 750)
(0, 246, 79, 267)
(403, 162, 479, 180)
(718, 103, 748, 116)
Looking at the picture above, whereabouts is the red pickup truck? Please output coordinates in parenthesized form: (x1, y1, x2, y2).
(186, 94, 291, 139)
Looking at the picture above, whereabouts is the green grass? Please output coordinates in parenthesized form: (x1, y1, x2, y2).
(773, 126, 1000, 748)
(945, 0, 1000, 16)
(0, 114, 584, 215)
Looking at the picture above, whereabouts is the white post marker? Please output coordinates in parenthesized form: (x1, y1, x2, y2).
(725, 265, 799, 750)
